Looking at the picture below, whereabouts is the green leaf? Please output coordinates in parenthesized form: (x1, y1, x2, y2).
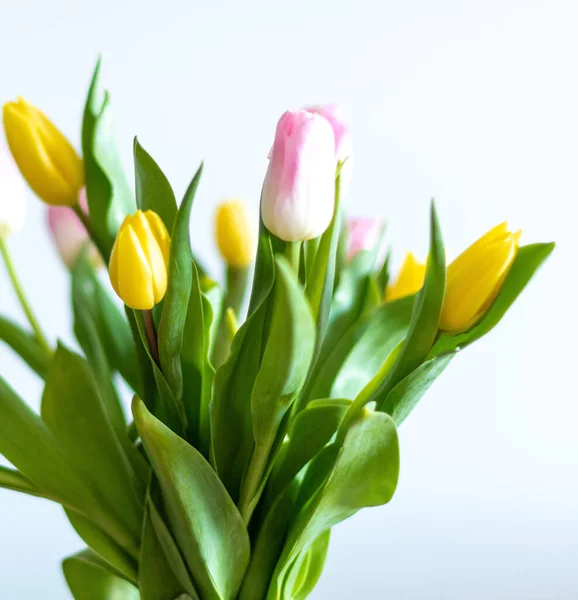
(385, 353, 455, 425)
(181, 264, 218, 458)
(210, 223, 276, 500)
(134, 137, 178, 231)
(238, 257, 316, 520)
(431, 242, 555, 355)
(63, 549, 139, 600)
(0, 315, 50, 378)
(82, 57, 135, 255)
(307, 295, 414, 403)
(271, 409, 399, 594)
(368, 202, 446, 411)
(144, 485, 201, 600)
(0, 465, 50, 499)
(281, 530, 330, 600)
(267, 399, 350, 503)
(65, 509, 138, 583)
(305, 176, 342, 355)
(42, 345, 143, 553)
(0, 375, 105, 517)
(71, 254, 127, 434)
(238, 482, 299, 600)
(158, 164, 203, 406)
(251, 257, 316, 446)
(133, 397, 250, 600)
(134, 309, 184, 433)
(139, 489, 197, 600)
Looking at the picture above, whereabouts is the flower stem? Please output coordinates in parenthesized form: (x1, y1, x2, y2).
(284, 241, 302, 274)
(73, 204, 110, 263)
(0, 236, 52, 356)
(141, 309, 160, 365)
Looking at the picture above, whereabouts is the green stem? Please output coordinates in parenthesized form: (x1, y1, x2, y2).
(73, 205, 110, 263)
(0, 237, 52, 356)
(284, 241, 301, 273)
(212, 267, 249, 368)
(141, 309, 160, 365)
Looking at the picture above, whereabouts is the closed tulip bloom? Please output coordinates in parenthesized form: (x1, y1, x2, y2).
(440, 223, 521, 333)
(385, 252, 426, 302)
(346, 217, 383, 261)
(47, 189, 100, 268)
(3, 97, 83, 206)
(215, 199, 255, 268)
(306, 105, 352, 163)
(109, 210, 170, 310)
(261, 109, 336, 242)
(0, 143, 26, 238)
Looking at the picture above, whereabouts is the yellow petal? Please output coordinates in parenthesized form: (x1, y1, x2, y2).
(129, 211, 168, 304)
(3, 103, 73, 206)
(117, 224, 155, 310)
(440, 230, 519, 332)
(215, 200, 255, 268)
(385, 252, 426, 302)
(144, 210, 171, 266)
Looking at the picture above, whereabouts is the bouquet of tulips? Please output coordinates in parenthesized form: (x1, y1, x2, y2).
(0, 60, 554, 600)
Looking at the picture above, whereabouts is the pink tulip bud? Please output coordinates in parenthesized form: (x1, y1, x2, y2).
(0, 143, 26, 238)
(346, 217, 384, 261)
(47, 188, 100, 268)
(306, 104, 352, 192)
(262, 110, 337, 242)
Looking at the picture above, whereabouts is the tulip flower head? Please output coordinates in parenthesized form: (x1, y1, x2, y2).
(109, 210, 171, 310)
(385, 252, 426, 302)
(47, 189, 100, 268)
(3, 97, 83, 206)
(346, 217, 383, 261)
(0, 142, 26, 238)
(440, 222, 521, 333)
(215, 199, 256, 268)
(261, 109, 336, 242)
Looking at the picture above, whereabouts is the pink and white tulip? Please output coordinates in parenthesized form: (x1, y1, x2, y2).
(47, 188, 100, 268)
(306, 104, 352, 192)
(346, 217, 384, 261)
(0, 143, 26, 238)
(262, 109, 336, 242)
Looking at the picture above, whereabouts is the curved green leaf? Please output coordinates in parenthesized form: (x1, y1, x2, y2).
(134, 137, 178, 231)
(0, 465, 50, 499)
(65, 509, 138, 583)
(42, 345, 143, 552)
(369, 202, 446, 411)
(63, 549, 139, 600)
(271, 409, 399, 596)
(0, 315, 50, 378)
(133, 397, 250, 600)
(82, 57, 134, 256)
(158, 164, 203, 406)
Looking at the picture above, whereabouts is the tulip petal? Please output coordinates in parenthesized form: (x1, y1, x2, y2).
(130, 212, 167, 304)
(117, 225, 155, 310)
(144, 210, 171, 266)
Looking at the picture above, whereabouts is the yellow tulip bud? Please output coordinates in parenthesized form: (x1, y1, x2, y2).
(215, 199, 255, 268)
(385, 252, 426, 302)
(109, 210, 171, 310)
(440, 222, 521, 333)
(3, 97, 84, 207)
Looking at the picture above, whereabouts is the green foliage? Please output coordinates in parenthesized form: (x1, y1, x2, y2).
(0, 315, 50, 378)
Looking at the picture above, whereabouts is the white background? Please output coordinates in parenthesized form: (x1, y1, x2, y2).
(0, 0, 577, 598)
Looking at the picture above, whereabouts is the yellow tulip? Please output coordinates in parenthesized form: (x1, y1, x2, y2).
(440, 222, 521, 333)
(109, 210, 171, 310)
(3, 97, 83, 207)
(385, 252, 426, 302)
(215, 199, 255, 268)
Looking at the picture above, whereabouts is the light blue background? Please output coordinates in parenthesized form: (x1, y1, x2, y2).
(0, 0, 576, 598)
